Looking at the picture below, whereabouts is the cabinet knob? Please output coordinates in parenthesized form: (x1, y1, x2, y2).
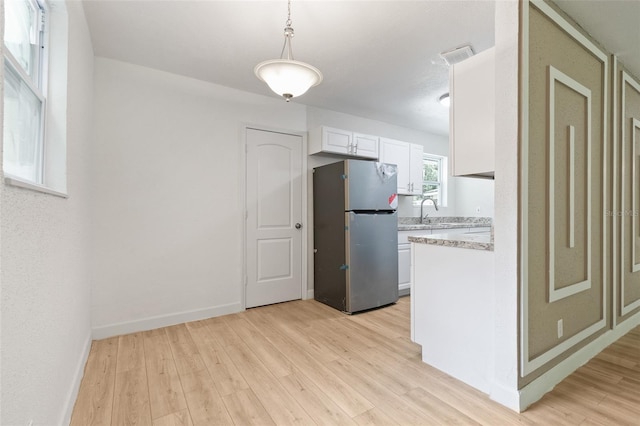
(295, 223, 302, 229)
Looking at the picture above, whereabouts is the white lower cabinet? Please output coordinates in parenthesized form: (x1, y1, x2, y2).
(398, 230, 430, 295)
(398, 243, 411, 295)
(398, 227, 490, 296)
(412, 241, 494, 393)
(430, 226, 491, 236)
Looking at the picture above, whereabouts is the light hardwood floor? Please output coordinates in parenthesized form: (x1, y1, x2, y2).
(71, 297, 640, 425)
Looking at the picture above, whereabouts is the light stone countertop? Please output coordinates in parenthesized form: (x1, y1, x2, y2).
(398, 222, 490, 231)
(408, 231, 494, 252)
(398, 216, 492, 232)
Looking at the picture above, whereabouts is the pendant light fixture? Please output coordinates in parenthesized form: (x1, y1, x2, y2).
(254, 0, 323, 102)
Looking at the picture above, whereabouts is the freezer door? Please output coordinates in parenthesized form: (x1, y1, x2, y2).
(345, 211, 399, 313)
(345, 160, 398, 211)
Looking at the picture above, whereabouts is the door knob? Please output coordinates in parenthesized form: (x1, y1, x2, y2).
(295, 223, 302, 229)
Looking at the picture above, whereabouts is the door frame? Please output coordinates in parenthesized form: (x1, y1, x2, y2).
(240, 123, 309, 310)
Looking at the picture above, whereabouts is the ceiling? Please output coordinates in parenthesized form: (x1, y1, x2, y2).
(82, 1, 640, 137)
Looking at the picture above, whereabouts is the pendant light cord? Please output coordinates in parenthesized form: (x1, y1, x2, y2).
(279, 0, 294, 60)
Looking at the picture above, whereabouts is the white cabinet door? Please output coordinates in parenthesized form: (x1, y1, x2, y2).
(353, 133, 379, 159)
(398, 243, 411, 294)
(465, 227, 492, 234)
(399, 230, 433, 296)
(309, 127, 379, 159)
(429, 226, 491, 236)
(409, 143, 424, 196)
(380, 139, 424, 195)
(322, 127, 352, 155)
(430, 227, 469, 235)
(449, 47, 495, 178)
(380, 138, 411, 194)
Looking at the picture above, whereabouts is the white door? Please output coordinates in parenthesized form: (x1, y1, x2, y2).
(245, 128, 303, 308)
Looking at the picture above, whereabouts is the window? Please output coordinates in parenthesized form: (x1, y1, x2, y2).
(3, 0, 47, 184)
(416, 154, 447, 207)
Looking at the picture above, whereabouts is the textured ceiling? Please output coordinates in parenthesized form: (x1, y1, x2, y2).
(82, 0, 496, 136)
(556, 0, 640, 76)
(82, 0, 640, 136)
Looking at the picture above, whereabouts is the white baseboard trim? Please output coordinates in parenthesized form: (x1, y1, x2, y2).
(306, 289, 314, 300)
(490, 381, 522, 412)
(92, 302, 243, 340)
(519, 312, 640, 411)
(60, 332, 92, 425)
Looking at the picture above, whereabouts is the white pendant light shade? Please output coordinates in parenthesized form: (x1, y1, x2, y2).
(255, 0, 322, 102)
(255, 59, 322, 100)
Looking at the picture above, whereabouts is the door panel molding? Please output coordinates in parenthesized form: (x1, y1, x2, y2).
(547, 66, 593, 303)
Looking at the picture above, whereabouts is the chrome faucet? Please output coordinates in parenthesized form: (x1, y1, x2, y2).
(420, 198, 439, 224)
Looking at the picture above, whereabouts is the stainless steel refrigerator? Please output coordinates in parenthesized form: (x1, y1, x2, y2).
(313, 160, 399, 313)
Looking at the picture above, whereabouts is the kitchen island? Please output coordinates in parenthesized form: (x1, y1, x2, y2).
(397, 217, 492, 296)
(409, 229, 495, 395)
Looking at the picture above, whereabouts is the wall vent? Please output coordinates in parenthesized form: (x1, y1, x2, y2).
(440, 45, 475, 66)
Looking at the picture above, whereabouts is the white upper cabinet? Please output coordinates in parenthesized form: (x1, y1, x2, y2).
(410, 143, 424, 195)
(309, 126, 379, 159)
(316, 126, 351, 154)
(449, 47, 495, 178)
(379, 138, 423, 195)
(352, 133, 379, 159)
(380, 138, 410, 193)
(309, 127, 423, 193)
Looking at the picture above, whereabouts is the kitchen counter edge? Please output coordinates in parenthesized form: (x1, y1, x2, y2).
(398, 222, 489, 231)
(408, 233, 494, 252)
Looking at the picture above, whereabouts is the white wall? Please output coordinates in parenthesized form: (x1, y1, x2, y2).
(90, 58, 307, 337)
(454, 177, 495, 217)
(89, 72, 489, 327)
(490, 0, 521, 410)
(0, 2, 95, 424)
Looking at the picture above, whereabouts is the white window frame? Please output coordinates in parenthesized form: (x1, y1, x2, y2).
(3, 0, 49, 187)
(414, 153, 448, 207)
